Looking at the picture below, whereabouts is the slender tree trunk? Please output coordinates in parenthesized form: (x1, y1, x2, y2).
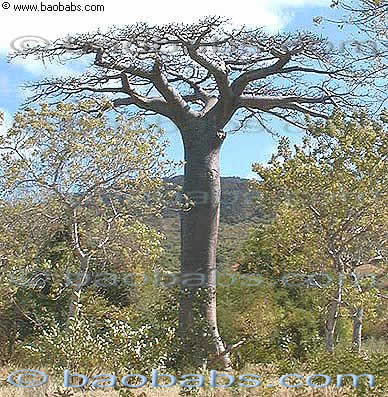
(325, 273, 344, 353)
(352, 306, 363, 353)
(67, 256, 90, 322)
(178, 122, 231, 369)
(67, 207, 90, 324)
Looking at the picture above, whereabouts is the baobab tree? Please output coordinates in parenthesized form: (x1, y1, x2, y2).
(10, 16, 383, 369)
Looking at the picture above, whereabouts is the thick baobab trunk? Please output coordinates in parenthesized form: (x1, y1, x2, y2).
(352, 306, 363, 353)
(325, 273, 344, 353)
(178, 122, 231, 369)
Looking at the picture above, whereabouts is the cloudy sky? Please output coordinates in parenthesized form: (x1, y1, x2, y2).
(0, 0, 351, 177)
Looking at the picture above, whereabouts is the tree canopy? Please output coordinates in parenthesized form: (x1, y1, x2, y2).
(10, 16, 385, 134)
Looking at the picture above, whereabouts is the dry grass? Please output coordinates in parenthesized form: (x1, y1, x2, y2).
(0, 365, 372, 397)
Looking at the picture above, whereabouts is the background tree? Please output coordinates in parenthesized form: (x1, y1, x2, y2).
(247, 112, 387, 352)
(0, 101, 178, 325)
(327, 0, 387, 38)
(316, 0, 387, 110)
(10, 16, 384, 368)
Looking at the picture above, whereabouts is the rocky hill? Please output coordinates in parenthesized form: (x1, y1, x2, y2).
(156, 176, 264, 270)
(164, 175, 262, 224)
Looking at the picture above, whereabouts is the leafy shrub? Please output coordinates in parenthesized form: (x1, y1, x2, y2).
(308, 348, 388, 396)
(15, 314, 176, 377)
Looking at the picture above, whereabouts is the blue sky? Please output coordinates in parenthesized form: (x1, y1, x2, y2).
(0, 1, 357, 178)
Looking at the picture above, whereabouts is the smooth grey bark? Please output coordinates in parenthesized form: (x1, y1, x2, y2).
(352, 306, 363, 353)
(178, 121, 231, 369)
(325, 273, 344, 353)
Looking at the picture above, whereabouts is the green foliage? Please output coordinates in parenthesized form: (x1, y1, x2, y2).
(16, 314, 176, 376)
(0, 100, 179, 270)
(0, 103, 386, 386)
(0, 100, 181, 363)
(309, 348, 388, 396)
(241, 112, 387, 352)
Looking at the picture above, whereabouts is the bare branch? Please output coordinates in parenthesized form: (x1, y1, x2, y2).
(10, 17, 383, 133)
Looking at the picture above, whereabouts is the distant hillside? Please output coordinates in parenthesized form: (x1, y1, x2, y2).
(155, 176, 264, 270)
(164, 175, 263, 224)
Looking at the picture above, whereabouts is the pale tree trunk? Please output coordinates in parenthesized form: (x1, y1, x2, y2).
(178, 122, 231, 369)
(352, 306, 363, 353)
(325, 273, 344, 352)
(67, 207, 90, 324)
(67, 256, 90, 322)
(351, 271, 363, 353)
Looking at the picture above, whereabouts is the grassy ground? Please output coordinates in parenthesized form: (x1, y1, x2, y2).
(0, 364, 378, 397)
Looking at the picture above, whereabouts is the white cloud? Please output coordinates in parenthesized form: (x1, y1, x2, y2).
(0, 0, 329, 55)
(0, 108, 13, 135)
(0, 0, 329, 81)
(268, 0, 328, 4)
